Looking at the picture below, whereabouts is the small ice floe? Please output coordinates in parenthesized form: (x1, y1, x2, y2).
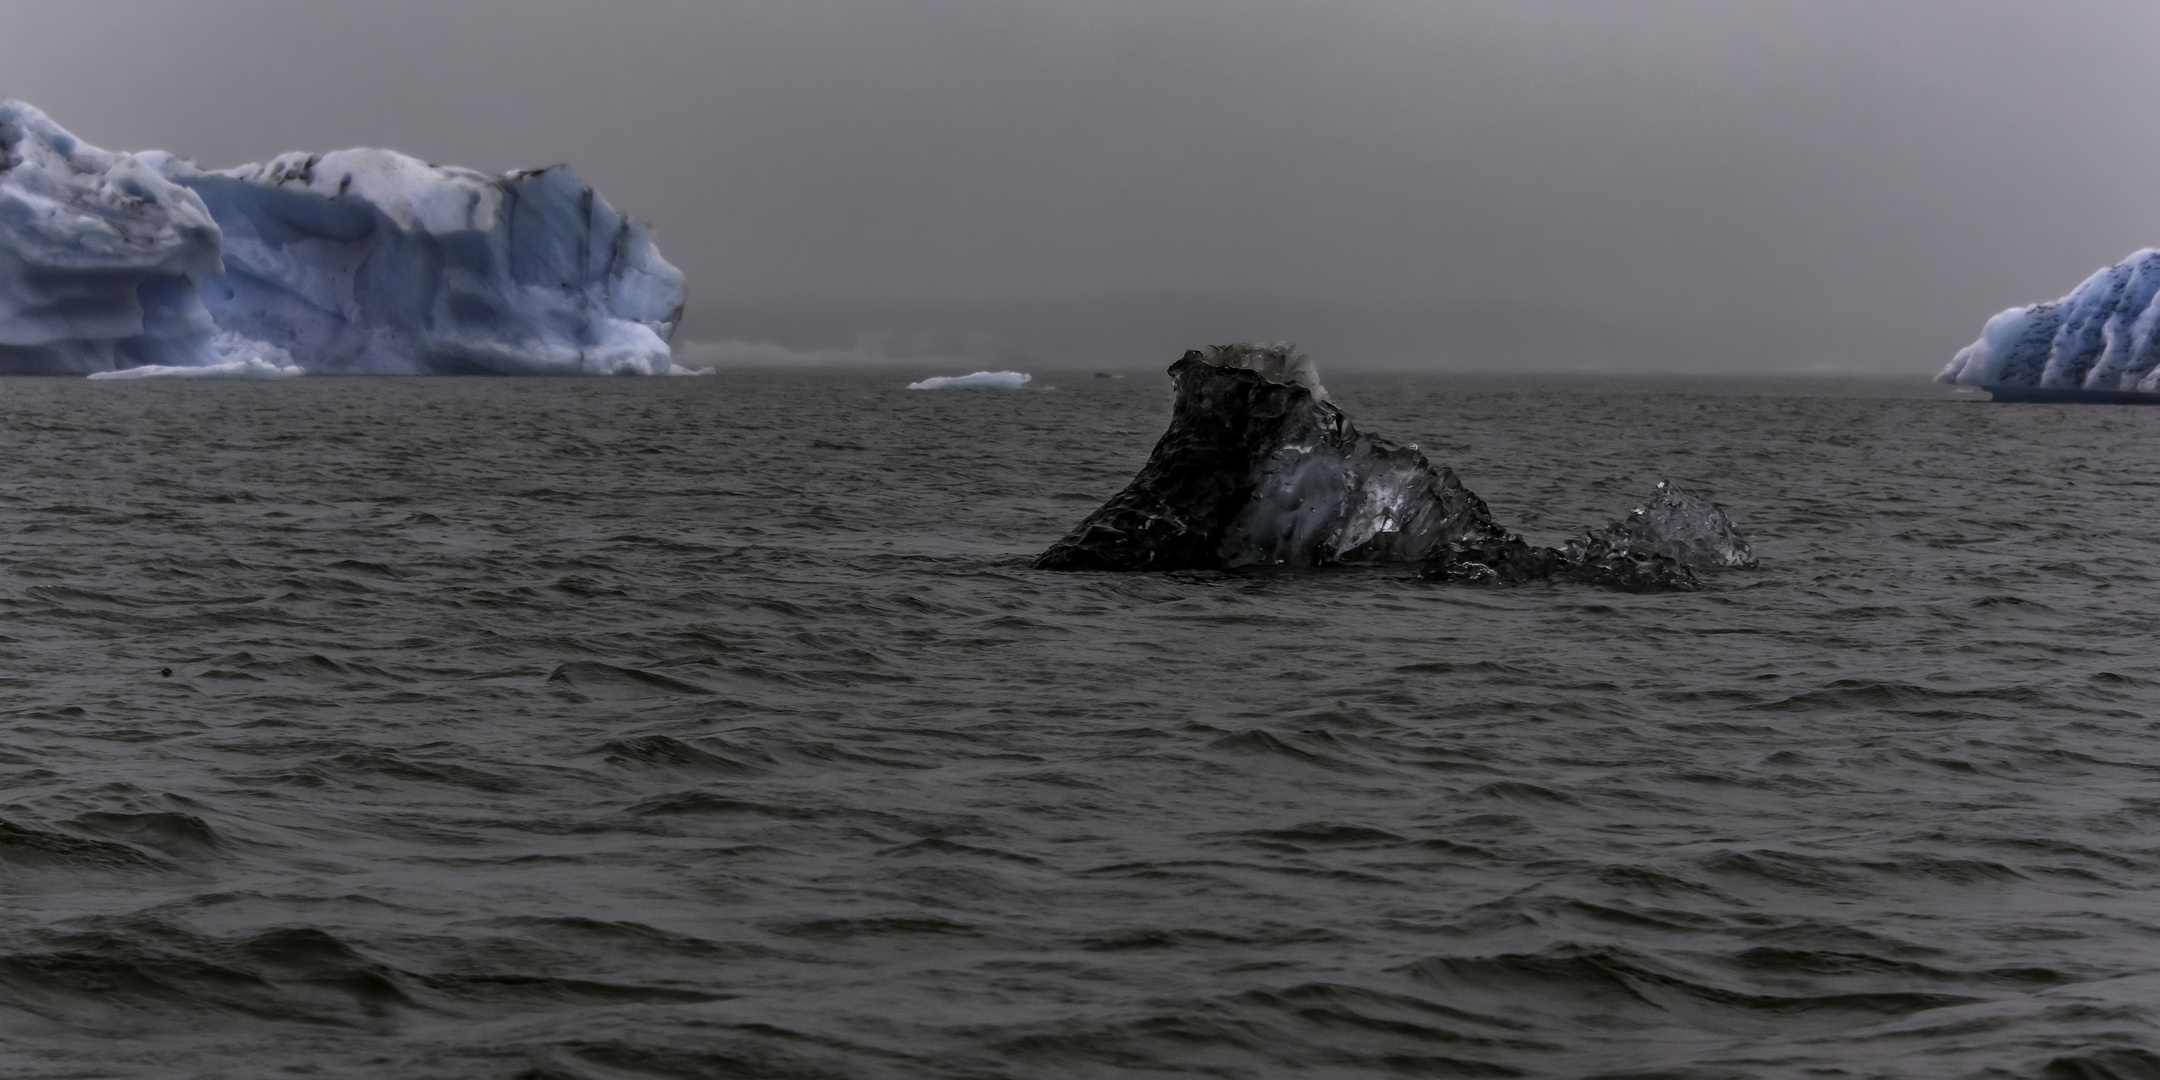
(907, 371, 1031, 390)
(87, 358, 306, 380)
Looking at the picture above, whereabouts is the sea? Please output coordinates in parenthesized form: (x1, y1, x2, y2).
(1, 369, 2156, 1080)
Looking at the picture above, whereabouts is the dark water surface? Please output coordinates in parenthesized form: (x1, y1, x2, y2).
(2, 371, 2157, 1079)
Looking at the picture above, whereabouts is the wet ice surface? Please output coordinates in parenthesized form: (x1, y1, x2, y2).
(1580, 480, 1756, 569)
(1, 371, 2158, 1079)
(1040, 347, 1747, 590)
(1038, 346, 1524, 574)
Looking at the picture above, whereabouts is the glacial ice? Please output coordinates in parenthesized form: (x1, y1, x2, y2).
(1568, 481, 1755, 570)
(0, 100, 686, 376)
(1939, 248, 2160, 392)
(1422, 482, 1755, 591)
(908, 371, 1032, 390)
(1035, 343, 1751, 591)
(0, 101, 224, 374)
(152, 147, 686, 375)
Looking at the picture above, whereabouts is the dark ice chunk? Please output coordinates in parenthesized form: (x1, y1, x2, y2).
(1566, 481, 1755, 570)
(1035, 344, 1751, 593)
(1033, 344, 1515, 571)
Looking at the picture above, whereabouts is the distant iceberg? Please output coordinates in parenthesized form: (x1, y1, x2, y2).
(1035, 343, 1751, 591)
(907, 371, 1031, 390)
(1940, 249, 2160, 399)
(0, 99, 687, 376)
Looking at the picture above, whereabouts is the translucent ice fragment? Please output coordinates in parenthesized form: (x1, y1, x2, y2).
(1567, 481, 1755, 570)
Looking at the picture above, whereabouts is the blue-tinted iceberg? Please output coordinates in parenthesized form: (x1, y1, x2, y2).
(0, 100, 687, 376)
(1035, 343, 1753, 591)
(0, 101, 224, 374)
(151, 149, 686, 375)
(1566, 481, 1755, 571)
(1939, 249, 2160, 392)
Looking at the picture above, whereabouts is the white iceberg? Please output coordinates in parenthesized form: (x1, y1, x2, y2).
(0, 101, 224, 374)
(906, 371, 1032, 390)
(1939, 248, 2160, 393)
(0, 99, 687, 377)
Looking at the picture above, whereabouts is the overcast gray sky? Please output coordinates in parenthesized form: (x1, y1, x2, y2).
(7, 0, 2158, 371)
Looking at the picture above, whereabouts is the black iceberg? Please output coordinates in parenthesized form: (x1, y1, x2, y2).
(1033, 344, 1752, 591)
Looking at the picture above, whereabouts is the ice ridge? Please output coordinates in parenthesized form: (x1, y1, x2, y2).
(1939, 248, 2160, 391)
(1034, 344, 1751, 591)
(0, 100, 686, 376)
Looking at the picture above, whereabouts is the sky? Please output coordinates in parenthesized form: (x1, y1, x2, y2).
(6, 0, 2159, 372)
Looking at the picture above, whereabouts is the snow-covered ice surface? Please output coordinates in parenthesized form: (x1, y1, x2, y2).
(0, 101, 223, 374)
(907, 371, 1032, 390)
(1037, 344, 1750, 591)
(1939, 248, 2160, 391)
(86, 357, 304, 380)
(152, 148, 686, 375)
